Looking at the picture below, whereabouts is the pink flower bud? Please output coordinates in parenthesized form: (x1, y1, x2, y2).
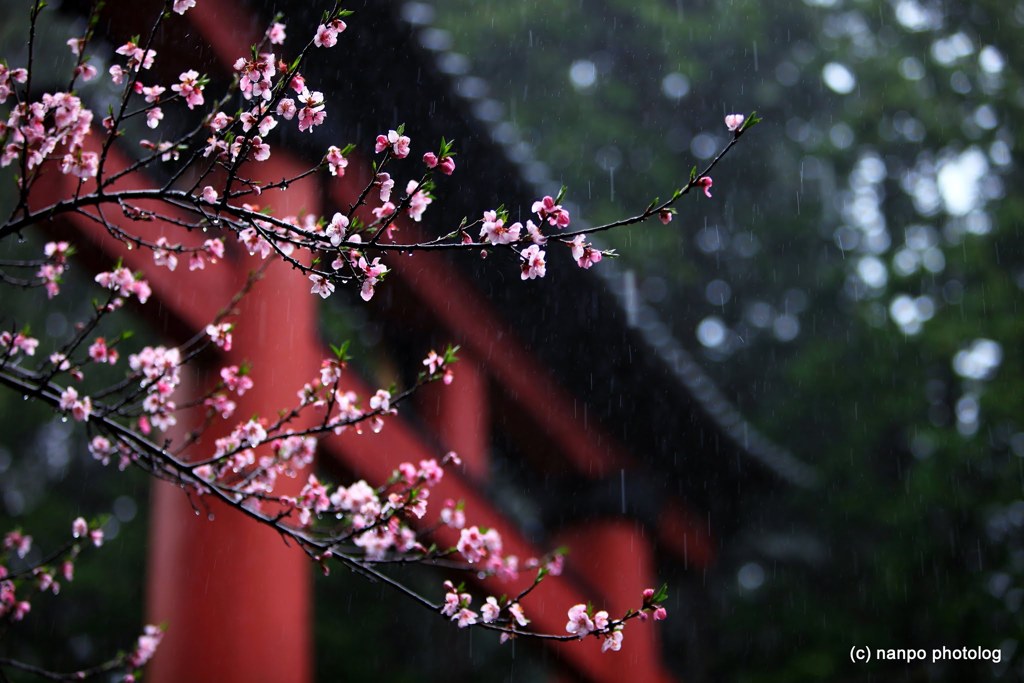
(697, 176, 713, 198)
(72, 517, 88, 538)
(422, 152, 438, 168)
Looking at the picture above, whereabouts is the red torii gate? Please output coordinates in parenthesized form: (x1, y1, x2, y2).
(36, 1, 717, 680)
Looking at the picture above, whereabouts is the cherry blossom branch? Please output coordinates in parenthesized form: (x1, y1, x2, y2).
(0, 0, 716, 665)
(0, 655, 126, 681)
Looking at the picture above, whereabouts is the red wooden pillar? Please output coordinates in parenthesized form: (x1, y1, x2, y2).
(145, 158, 321, 683)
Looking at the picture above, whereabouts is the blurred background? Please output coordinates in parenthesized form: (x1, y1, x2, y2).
(425, 0, 1024, 679)
(1, 0, 1022, 681)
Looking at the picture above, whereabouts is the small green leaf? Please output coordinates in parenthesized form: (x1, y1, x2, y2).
(740, 110, 762, 132)
(444, 344, 460, 364)
(330, 340, 352, 361)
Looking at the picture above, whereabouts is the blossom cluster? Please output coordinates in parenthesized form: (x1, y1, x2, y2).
(0, 88, 95, 178)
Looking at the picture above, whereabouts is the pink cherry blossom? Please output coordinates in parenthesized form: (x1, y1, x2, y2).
(326, 212, 349, 246)
(4, 531, 32, 558)
(441, 583, 462, 618)
(456, 607, 478, 628)
(11, 602, 30, 621)
(297, 89, 326, 132)
(520, 244, 546, 280)
(422, 151, 438, 168)
(569, 235, 602, 269)
(267, 22, 287, 45)
(325, 146, 348, 176)
(238, 228, 272, 258)
(725, 113, 745, 132)
(172, 0, 196, 14)
(314, 20, 346, 48)
(357, 256, 388, 301)
(72, 517, 88, 538)
(127, 626, 163, 668)
(204, 394, 236, 419)
(508, 602, 529, 627)
(376, 129, 411, 158)
(171, 70, 204, 109)
(440, 499, 465, 529)
(417, 458, 444, 485)
(220, 365, 253, 396)
(249, 135, 271, 161)
(152, 236, 178, 271)
(422, 350, 443, 374)
(206, 322, 233, 351)
(601, 630, 623, 653)
(479, 210, 520, 245)
(275, 98, 296, 120)
(457, 526, 485, 563)
(89, 436, 114, 465)
(88, 337, 119, 364)
(115, 41, 156, 72)
(36, 263, 61, 298)
(532, 195, 571, 228)
(525, 220, 546, 245)
(406, 180, 432, 222)
(204, 238, 225, 260)
(369, 389, 391, 412)
(439, 156, 456, 175)
(566, 604, 595, 636)
(234, 53, 276, 101)
(75, 63, 98, 82)
(372, 202, 396, 222)
(3, 332, 40, 356)
(481, 596, 501, 623)
(376, 173, 395, 202)
(659, 210, 673, 225)
(59, 386, 92, 422)
(44, 241, 70, 261)
(145, 107, 163, 129)
(59, 150, 99, 179)
(314, 24, 338, 48)
(202, 186, 218, 204)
